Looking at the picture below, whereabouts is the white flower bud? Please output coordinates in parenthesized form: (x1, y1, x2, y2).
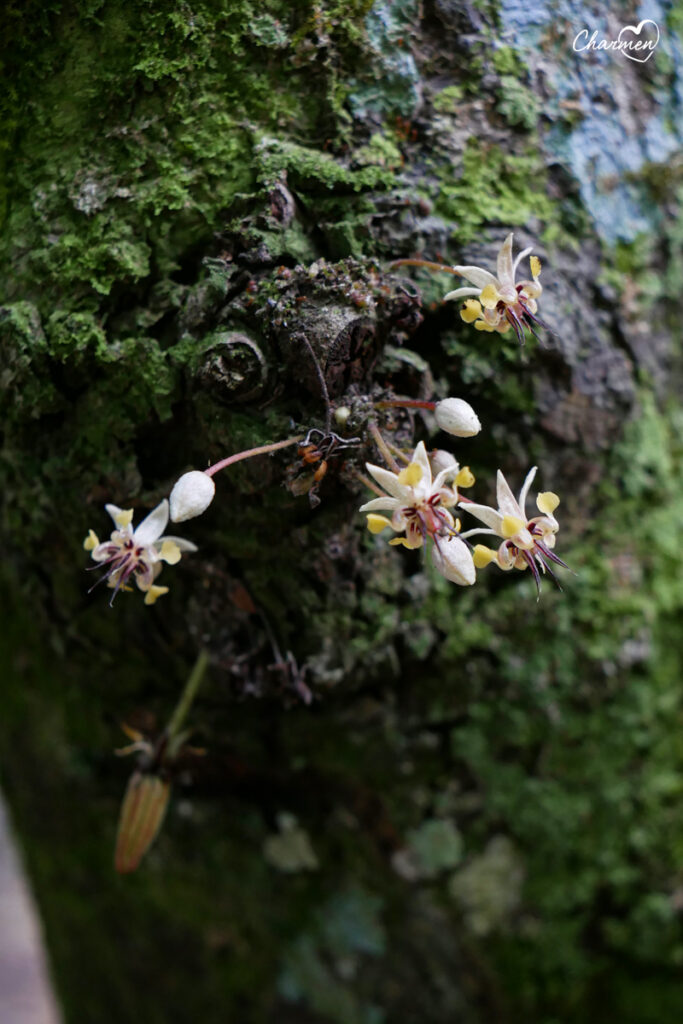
(429, 449, 459, 480)
(334, 405, 351, 428)
(434, 398, 481, 438)
(169, 471, 215, 522)
(431, 536, 476, 586)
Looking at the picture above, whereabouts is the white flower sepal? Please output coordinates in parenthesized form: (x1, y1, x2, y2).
(434, 398, 481, 437)
(169, 471, 216, 523)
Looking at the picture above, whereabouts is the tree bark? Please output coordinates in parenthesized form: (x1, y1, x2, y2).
(1, 2, 683, 1022)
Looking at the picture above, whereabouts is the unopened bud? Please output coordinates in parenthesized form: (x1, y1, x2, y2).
(334, 405, 351, 428)
(169, 471, 216, 522)
(429, 449, 459, 480)
(431, 536, 476, 586)
(434, 398, 481, 438)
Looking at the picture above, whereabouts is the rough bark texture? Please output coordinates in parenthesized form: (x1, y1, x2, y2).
(1, 1, 683, 1022)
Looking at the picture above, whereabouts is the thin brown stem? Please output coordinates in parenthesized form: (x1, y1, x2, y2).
(375, 399, 436, 412)
(389, 259, 463, 276)
(205, 436, 303, 478)
(357, 472, 385, 498)
(367, 422, 400, 472)
(300, 335, 332, 434)
(385, 439, 411, 465)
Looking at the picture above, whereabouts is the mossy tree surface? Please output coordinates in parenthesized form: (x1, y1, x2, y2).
(1, 2, 683, 1022)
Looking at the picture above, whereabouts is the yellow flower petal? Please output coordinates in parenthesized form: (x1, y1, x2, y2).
(460, 299, 482, 323)
(455, 466, 475, 488)
(388, 535, 423, 550)
(473, 545, 497, 568)
(114, 509, 134, 528)
(144, 585, 169, 606)
(479, 284, 500, 310)
(530, 255, 541, 278)
(474, 319, 495, 332)
(536, 491, 559, 515)
(83, 529, 99, 551)
(397, 462, 423, 487)
(367, 514, 392, 535)
(160, 540, 181, 565)
(501, 514, 526, 539)
(120, 722, 145, 743)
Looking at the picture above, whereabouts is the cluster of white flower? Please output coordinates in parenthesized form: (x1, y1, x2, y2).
(360, 427, 565, 594)
(85, 235, 566, 605)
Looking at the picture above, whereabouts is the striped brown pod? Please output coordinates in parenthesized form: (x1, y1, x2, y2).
(114, 770, 171, 874)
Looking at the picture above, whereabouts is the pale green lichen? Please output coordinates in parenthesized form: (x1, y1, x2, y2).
(278, 886, 385, 1024)
(432, 140, 555, 245)
(432, 85, 465, 114)
(263, 813, 319, 873)
(449, 835, 524, 936)
(404, 818, 464, 879)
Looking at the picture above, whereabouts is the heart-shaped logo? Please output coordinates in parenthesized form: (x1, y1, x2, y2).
(618, 19, 660, 62)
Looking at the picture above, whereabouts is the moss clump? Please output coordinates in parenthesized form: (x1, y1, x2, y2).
(495, 75, 539, 130)
(432, 139, 554, 244)
(432, 84, 465, 114)
(491, 45, 527, 77)
(255, 136, 396, 194)
(0, 0, 398, 313)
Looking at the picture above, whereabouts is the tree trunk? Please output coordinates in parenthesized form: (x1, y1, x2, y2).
(1, 1, 682, 1022)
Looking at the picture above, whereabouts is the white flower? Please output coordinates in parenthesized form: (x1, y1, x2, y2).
(434, 398, 481, 437)
(360, 441, 475, 586)
(444, 233, 546, 344)
(460, 467, 567, 593)
(84, 499, 197, 605)
(169, 470, 216, 522)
